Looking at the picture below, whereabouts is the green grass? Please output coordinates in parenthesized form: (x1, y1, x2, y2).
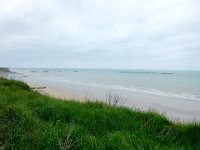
(0, 77, 200, 149)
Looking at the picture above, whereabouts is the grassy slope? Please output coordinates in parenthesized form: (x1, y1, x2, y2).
(0, 77, 200, 150)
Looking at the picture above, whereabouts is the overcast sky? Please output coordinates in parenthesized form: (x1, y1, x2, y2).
(0, 0, 200, 70)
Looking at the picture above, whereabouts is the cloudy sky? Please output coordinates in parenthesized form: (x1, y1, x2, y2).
(0, 0, 200, 70)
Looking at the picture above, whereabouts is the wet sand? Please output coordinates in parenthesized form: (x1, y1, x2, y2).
(29, 83, 84, 101)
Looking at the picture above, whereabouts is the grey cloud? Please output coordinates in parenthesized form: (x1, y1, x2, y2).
(0, 0, 200, 70)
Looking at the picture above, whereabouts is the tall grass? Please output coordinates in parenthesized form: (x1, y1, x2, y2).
(0, 77, 200, 149)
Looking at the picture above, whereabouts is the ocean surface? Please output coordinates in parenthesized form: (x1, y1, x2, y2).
(11, 68, 200, 102)
(11, 69, 200, 101)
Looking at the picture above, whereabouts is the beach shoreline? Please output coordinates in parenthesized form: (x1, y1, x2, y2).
(24, 79, 200, 123)
(29, 82, 85, 101)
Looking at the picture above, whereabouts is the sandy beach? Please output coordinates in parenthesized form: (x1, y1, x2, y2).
(29, 82, 84, 101)
(26, 81, 200, 123)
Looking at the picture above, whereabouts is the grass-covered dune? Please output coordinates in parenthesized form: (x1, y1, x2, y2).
(0, 77, 200, 149)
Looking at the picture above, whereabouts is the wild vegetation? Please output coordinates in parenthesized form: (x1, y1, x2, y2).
(0, 77, 200, 149)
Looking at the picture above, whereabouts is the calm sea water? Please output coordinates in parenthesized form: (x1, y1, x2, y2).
(12, 68, 200, 101)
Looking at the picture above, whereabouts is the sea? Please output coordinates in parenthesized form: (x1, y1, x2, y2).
(11, 68, 200, 102)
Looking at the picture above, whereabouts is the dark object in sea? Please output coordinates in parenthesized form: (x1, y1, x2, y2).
(160, 72, 173, 75)
(43, 71, 49, 72)
(31, 86, 46, 90)
(73, 70, 79, 72)
(118, 71, 173, 75)
(31, 71, 37, 73)
(22, 75, 29, 77)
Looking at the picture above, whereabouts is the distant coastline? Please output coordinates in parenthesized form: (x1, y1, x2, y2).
(0, 67, 11, 73)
